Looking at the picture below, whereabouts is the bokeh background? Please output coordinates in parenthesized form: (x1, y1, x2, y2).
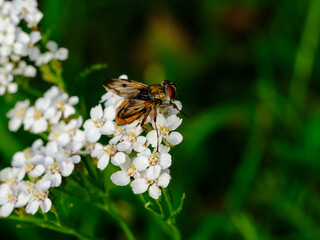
(1, 0, 320, 239)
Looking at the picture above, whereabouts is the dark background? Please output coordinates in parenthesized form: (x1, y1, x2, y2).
(1, 0, 320, 239)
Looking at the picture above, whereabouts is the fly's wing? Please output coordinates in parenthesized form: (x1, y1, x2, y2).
(116, 99, 157, 125)
(103, 78, 149, 98)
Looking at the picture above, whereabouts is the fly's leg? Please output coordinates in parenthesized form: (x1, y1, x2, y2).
(141, 108, 152, 132)
(160, 102, 187, 117)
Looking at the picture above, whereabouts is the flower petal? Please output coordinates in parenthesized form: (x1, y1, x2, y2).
(111, 152, 126, 166)
(40, 198, 52, 213)
(166, 132, 183, 145)
(26, 200, 40, 215)
(149, 184, 161, 199)
(111, 171, 130, 186)
(0, 202, 14, 217)
(133, 156, 149, 171)
(97, 154, 110, 170)
(131, 178, 149, 194)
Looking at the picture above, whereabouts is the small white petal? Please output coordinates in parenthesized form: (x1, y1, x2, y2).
(97, 154, 110, 170)
(15, 193, 29, 207)
(166, 132, 183, 145)
(166, 115, 182, 131)
(158, 172, 171, 188)
(116, 141, 131, 151)
(149, 184, 161, 199)
(146, 165, 161, 180)
(103, 106, 116, 121)
(29, 165, 45, 178)
(110, 171, 130, 186)
(26, 201, 40, 215)
(146, 130, 157, 148)
(159, 153, 172, 169)
(8, 118, 22, 132)
(32, 119, 48, 133)
(111, 152, 126, 166)
(36, 180, 51, 191)
(90, 105, 103, 120)
(69, 96, 79, 105)
(86, 127, 101, 143)
(61, 162, 74, 176)
(8, 83, 18, 93)
(11, 152, 25, 167)
(133, 156, 149, 171)
(40, 198, 52, 213)
(131, 178, 149, 194)
(0, 202, 14, 217)
(63, 105, 75, 118)
(99, 121, 115, 135)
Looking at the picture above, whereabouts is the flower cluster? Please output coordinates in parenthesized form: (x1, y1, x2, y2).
(0, 0, 68, 95)
(7, 86, 79, 133)
(0, 86, 85, 217)
(84, 75, 183, 199)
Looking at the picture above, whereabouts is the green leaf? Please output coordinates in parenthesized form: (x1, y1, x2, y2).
(79, 63, 108, 79)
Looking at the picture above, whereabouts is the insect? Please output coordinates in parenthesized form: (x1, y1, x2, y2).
(103, 78, 185, 151)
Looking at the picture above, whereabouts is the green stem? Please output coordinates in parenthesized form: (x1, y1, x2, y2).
(67, 170, 136, 240)
(162, 188, 181, 240)
(56, 75, 66, 91)
(139, 194, 163, 218)
(5, 215, 91, 240)
(166, 218, 181, 240)
(288, 0, 320, 109)
(162, 188, 174, 220)
(94, 201, 136, 240)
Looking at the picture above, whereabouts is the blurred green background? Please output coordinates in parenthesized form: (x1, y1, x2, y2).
(2, 0, 320, 239)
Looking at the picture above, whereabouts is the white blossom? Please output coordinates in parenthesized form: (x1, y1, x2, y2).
(23, 97, 53, 133)
(26, 179, 51, 215)
(131, 166, 171, 199)
(11, 139, 45, 178)
(6, 99, 30, 132)
(84, 104, 115, 143)
(146, 114, 183, 147)
(110, 156, 140, 186)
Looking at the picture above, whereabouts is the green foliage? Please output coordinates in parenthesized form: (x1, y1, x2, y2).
(2, 0, 320, 239)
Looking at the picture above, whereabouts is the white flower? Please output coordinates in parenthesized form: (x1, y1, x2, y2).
(49, 117, 85, 152)
(110, 120, 148, 153)
(42, 158, 62, 188)
(0, 185, 29, 217)
(101, 91, 124, 109)
(11, 139, 45, 178)
(23, 97, 53, 133)
(0, 23, 15, 57)
(6, 99, 30, 132)
(44, 86, 79, 124)
(46, 41, 68, 61)
(42, 142, 80, 187)
(12, 61, 36, 77)
(13, 30, 41, 57)
(159, 100, 182, 117)
(146, 113, 183, 147)
(0, 63, 17, 95)
(110, 156, 140, 186)
(0, 167, 25, 188)
(91, 143, 126, 170)
(131, 166, 171, 199)
(26, 180, 51, 215)
(84, 104, 115, 143)
(134, 145, 171, 171)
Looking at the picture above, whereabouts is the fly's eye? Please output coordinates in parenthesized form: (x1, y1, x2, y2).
(167, 85, 176, 99)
